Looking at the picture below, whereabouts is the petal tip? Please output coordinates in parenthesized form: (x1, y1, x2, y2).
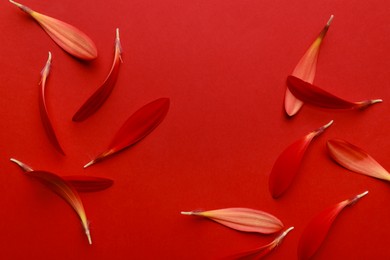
(86, 229, 92, 245)
(327, 15, 334, 26)
(84, 161, 94, 169)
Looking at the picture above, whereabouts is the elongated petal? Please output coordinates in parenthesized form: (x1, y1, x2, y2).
(10, 158, 113, 192)
(287, 75, 382, 110)
(327, 139, 390, 181)
(269, 120, 333, 198)
(39, 52, 65, 155)
(285, 15, 334, 116)
(63, 176, 114, 192)
(226, 227, 294, 260)
(73, 29, 122, 122)
(10, 0, 97, 60)
(24, 170, 92, 244)
(298, 191, 368, 260)
(84, 98, 170, 168)
(181, 208, 284, 234)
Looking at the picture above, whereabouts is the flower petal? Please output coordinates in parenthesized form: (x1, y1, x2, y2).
(269, 120, 333, 198)
(181, 208, 284, 234)
(73, 28, 122, 122)
(287, 75, 382, 110)
(63, 176, 114, 192)
(10, 0, 97, 60)
(327, 139, 390, 181)
(285, 15, 334, 116)
(226, 227, 294, 260)
(84, 98, 170, 168)
(24, 170, 92, 244)
(38, 52, 65, 155)
(298, 191, 368, 259)
(10, 158, 113, 192)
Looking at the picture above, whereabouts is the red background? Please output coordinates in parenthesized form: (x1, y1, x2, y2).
(0, 0, 389, 259)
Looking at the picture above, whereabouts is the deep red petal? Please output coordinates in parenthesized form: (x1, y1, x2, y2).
(84, 98, 170, 168)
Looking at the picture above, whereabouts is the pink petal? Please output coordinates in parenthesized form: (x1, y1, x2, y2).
(327, 139, 390, 181)
(181, 207, 284, 234)
(285, 15, 334, 116)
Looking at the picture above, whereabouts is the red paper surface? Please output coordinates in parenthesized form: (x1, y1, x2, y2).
(0, 0, 389, 259)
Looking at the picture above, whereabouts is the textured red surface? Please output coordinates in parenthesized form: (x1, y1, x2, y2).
(0, 0, 389, 259)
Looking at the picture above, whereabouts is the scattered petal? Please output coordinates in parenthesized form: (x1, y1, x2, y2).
(10, 0, 97, 60)
(226, 227, 294, 260)
(63, 176, 114, 192)
(84, 98, 170, 168)
(287, 75, 382, 110)
(298, 191, 368, 260)
(285, 15, 334, 116)
(269, 120, 333, 198)
(181, 208, 284, 234)
(38, 52, 65, 155)
(73, 28, 122, 122)
(24, 169, 93, 244)
(327, 139, 390, 181)
(10, 158, 113, 192)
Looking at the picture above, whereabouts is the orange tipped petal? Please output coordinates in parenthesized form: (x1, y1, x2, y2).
(73, 28, 122, 122)
(10, 158, 113, 192)
(226, 227, 294, 260)
(285, 15, 334, 116)
(181, 208, 284, 234)
(269, 120, 333, 198)
(298, 191, 368, 260)
(327, 139, 390, 181)
(84, 98, 170, 168)
(24, 170, 92, 244)
(38, 52, 65, 155)
(10, 0, 97, 60)
(287, 75, 383, 110)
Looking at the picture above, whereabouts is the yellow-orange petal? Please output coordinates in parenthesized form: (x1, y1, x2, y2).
(10, 0, 97, 60)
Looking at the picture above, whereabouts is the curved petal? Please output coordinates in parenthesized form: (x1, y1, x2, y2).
(298, 191, 368, 259)
(226, 227, 294, 260)
(269, 121, 333, 198)
(287, 75, 382, 110)
(73, 28, 122, 121)
(39, 52, 65, 155)
(25, 170, 92, 244)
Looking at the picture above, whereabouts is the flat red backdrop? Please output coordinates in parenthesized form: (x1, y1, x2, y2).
(0, 0, 389, 259)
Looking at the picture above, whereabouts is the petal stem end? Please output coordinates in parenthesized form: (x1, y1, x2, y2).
(327, 15, 334, 26)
